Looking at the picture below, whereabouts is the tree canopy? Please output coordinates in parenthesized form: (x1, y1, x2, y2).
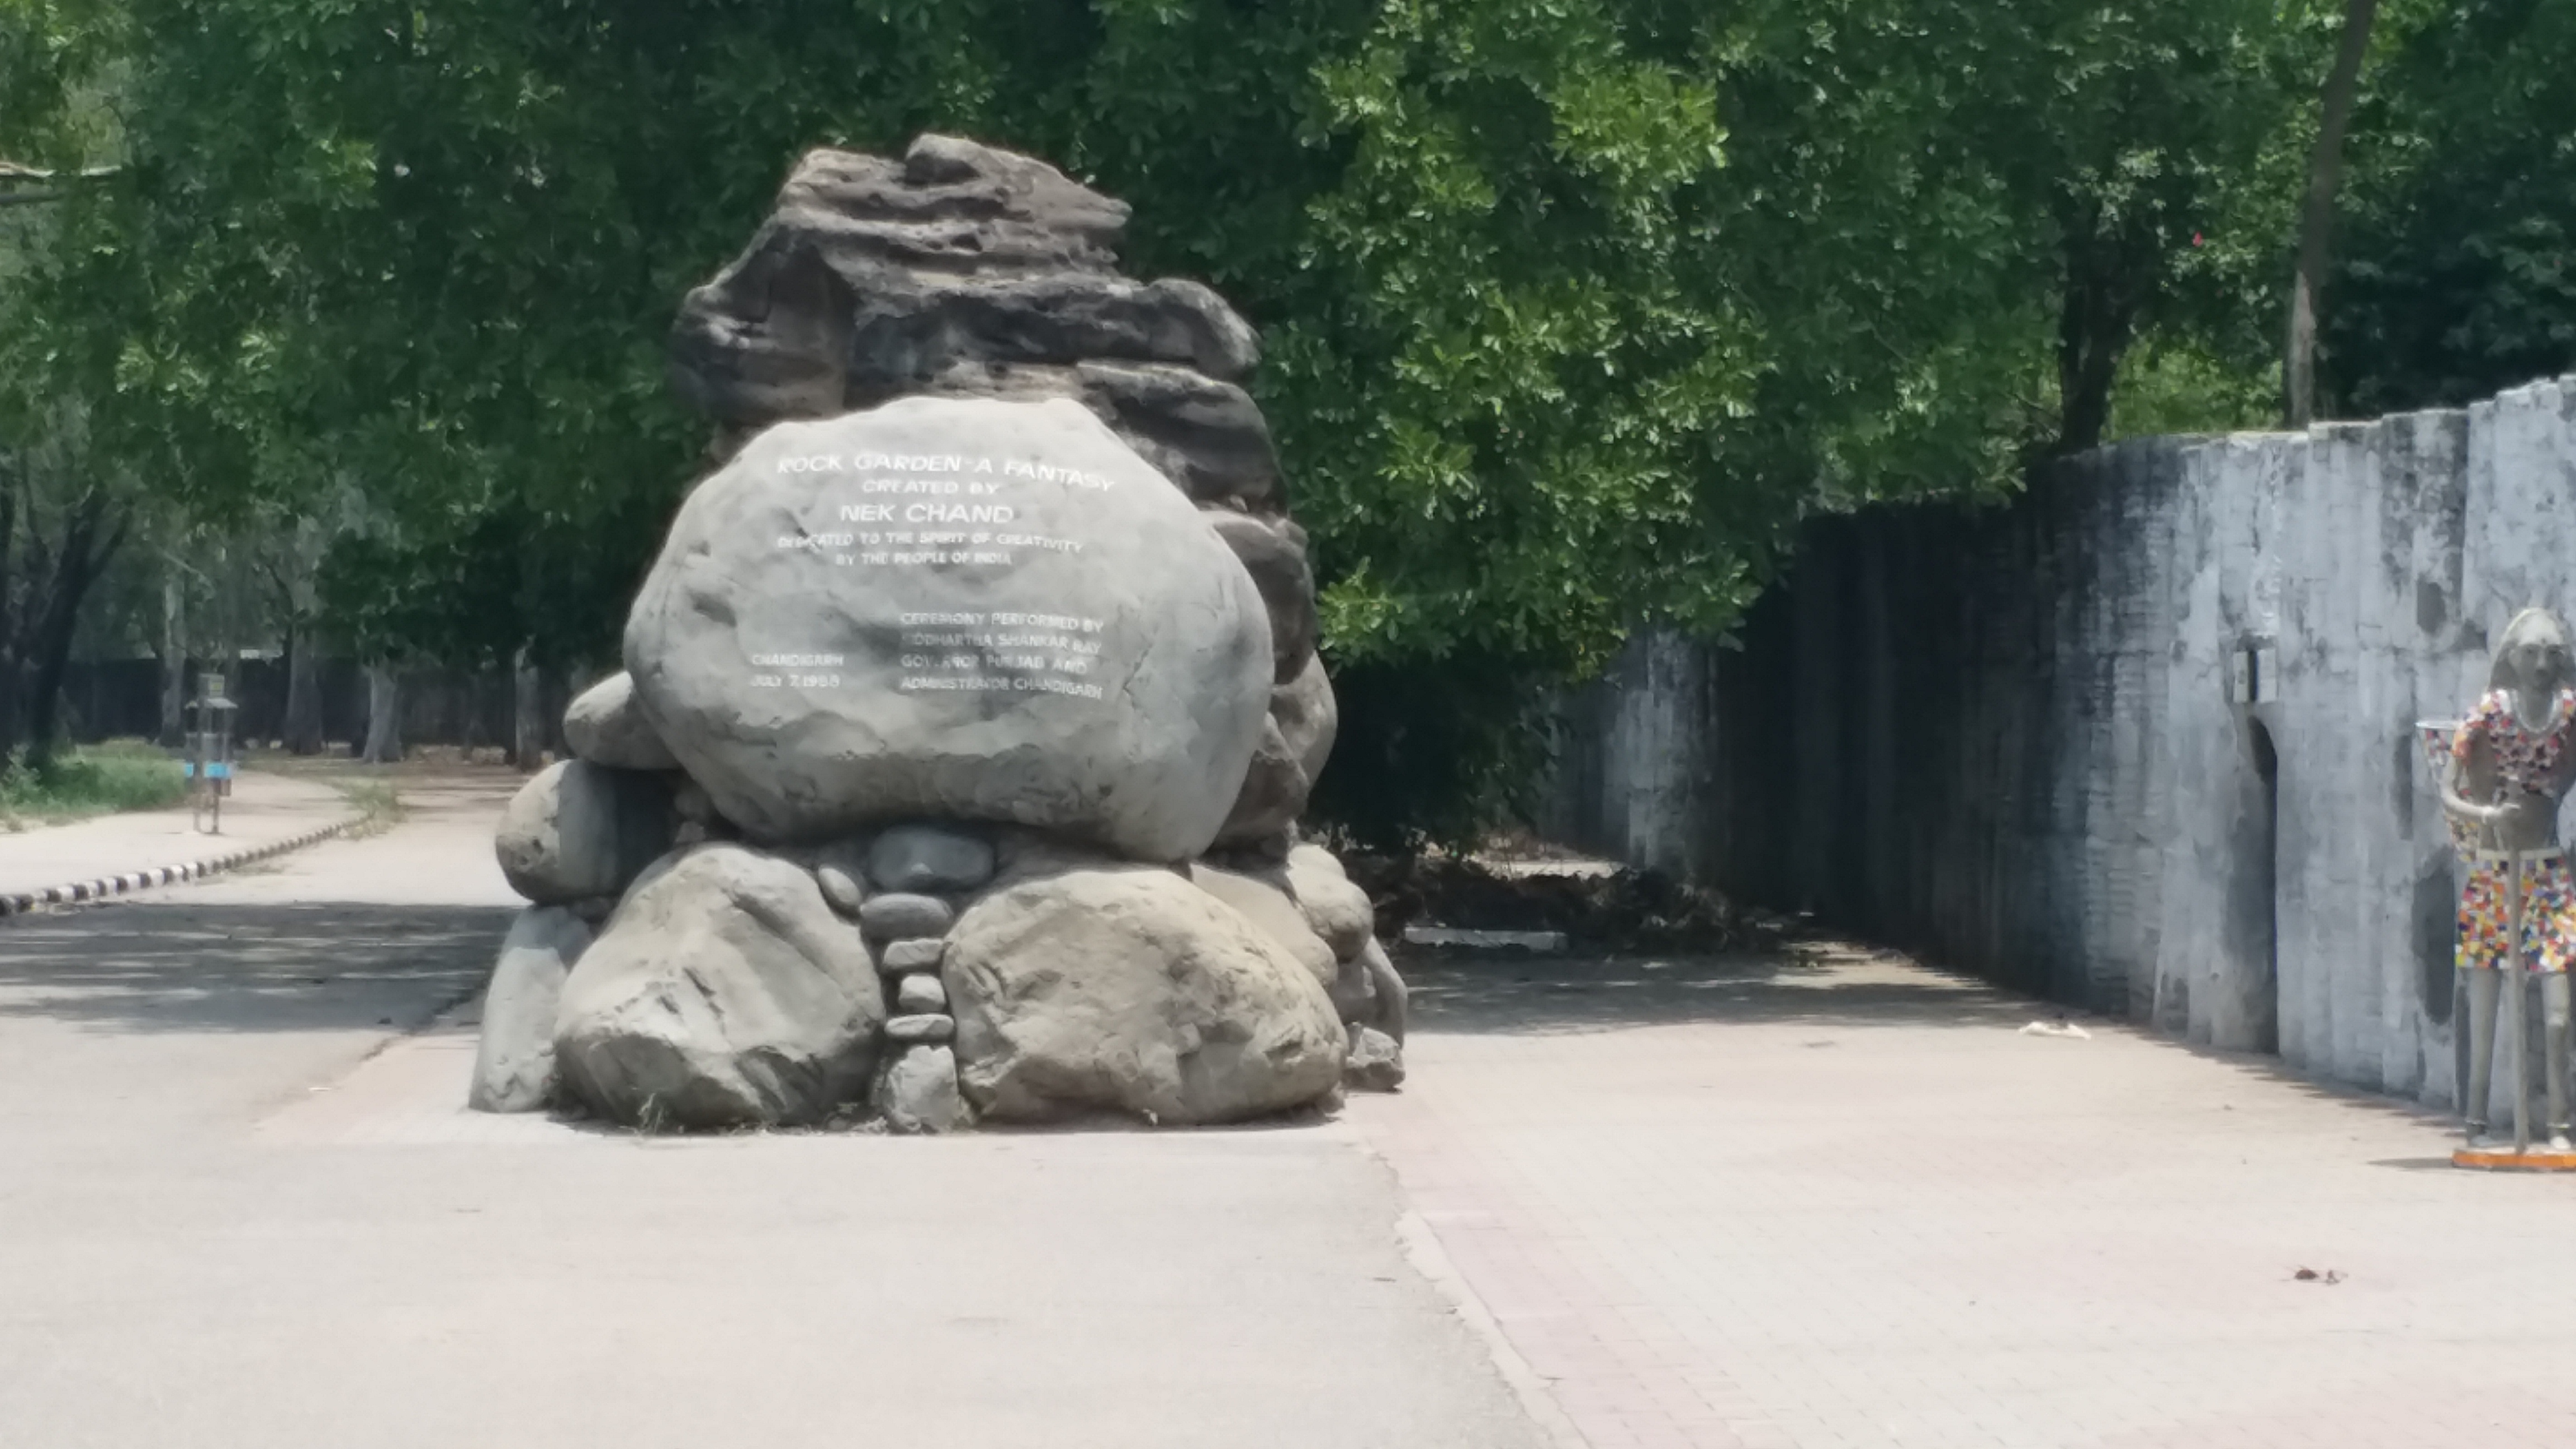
(2, 0, 2567, 833)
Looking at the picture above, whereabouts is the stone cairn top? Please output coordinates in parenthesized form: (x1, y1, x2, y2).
(670, 133, 1285, 517)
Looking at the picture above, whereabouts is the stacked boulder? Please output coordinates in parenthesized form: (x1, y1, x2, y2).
(467, 135, 1406, 1132)
(850, 827, 986, 1133)
(668, 132, 1334, 851)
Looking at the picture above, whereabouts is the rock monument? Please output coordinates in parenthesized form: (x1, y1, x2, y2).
(468, 135, 1407, 1131)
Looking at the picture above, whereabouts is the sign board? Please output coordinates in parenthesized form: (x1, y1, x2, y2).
(2229, 645, 2279, 705)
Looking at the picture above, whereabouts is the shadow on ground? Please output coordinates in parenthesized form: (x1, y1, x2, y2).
(1400, 942, 2479, 1148)
(0, 901, 509, 1034)
(1400, 944, 2040, 1035)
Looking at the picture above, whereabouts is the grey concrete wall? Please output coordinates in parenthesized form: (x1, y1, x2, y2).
(1545, 373, 2576, 1109)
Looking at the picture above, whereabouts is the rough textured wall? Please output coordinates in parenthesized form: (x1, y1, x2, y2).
(1545, 374, 2576, 1108)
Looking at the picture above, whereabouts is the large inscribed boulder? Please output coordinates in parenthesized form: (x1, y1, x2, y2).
(625, 396, 1272, 861)
(554, 845, 885, 1128)
(667, 134, 1335, 836)
(943, 865, 1344, 1124)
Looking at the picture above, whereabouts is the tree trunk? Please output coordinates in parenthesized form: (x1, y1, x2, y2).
(282, 619, 324, 755)
(2045, 191, 2154, 458)
(0, 473, 20, 773)
(22, 492, 127, 774)
(361, 663, 402, 764)
(513, 645, 545, 771)
(159, 572, 187, 747)
(22, 602, 82, 771)
(2284, 0, 2380, 429)
(2054, 245, 2134, 456)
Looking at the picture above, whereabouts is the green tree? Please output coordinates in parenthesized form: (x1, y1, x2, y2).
(3, 0, 2381, 836)
(2326, 0, 2576, 414)
(2282, 0, 2380, 427)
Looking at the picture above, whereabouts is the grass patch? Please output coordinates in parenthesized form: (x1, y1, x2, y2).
(335, 777, 407, 837)
(0, 740, 189, 831)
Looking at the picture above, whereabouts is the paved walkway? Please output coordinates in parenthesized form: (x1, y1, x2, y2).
(5, 774, 2568, 1448)
(0, 766, 357, 897)
(0, 769, 1547, 1449)
(1351, 950, 2574, 1449)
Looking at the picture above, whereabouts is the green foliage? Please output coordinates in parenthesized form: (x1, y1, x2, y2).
(1308, 648, 1559, 852)
(330, 775, 405, 835)
(8, 0, 2555, 839)
(2325, 0, 2576, 413)
(0, 738, 184, 826)
(2106, 339, 2281, 439)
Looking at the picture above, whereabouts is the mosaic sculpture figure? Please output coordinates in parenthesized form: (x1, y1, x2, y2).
(2437, 608, 2576, 1153)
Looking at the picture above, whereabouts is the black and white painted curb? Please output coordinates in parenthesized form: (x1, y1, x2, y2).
(0, 818, 365, 920)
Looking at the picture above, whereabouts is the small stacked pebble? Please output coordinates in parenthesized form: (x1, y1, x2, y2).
(839, 824, 997, 1133)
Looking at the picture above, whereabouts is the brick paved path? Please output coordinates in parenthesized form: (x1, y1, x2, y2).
(1349, 946, 2576, 1449)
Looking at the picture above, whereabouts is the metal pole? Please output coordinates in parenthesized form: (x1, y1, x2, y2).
(2510, 849, 2534, 1153)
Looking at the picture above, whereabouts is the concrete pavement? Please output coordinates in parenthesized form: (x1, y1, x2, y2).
(0, 768, 1551, 1449)
(0, 766, 359, 901)
(1351, 949, 2576, 1449)
(6, 766, 2566, 1448)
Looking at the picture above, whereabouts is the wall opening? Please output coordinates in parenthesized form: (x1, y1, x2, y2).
(2250, 719, 2281, 1054)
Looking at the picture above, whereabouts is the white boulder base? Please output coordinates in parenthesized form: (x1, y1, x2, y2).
(1345, 1025, 1406, 1092)
(561, 671, 681, 771)
(554, 845, 885, 1129)
(944, 864, 1346, 1124)
(624, 395, 1273, 861)
(468, 906, 593, 1112)
(874, 1045, 971, 1133)
(493, 760, 671, 904)
(1190, 861, 1337, 989)
(1282, 843, 1375, 962)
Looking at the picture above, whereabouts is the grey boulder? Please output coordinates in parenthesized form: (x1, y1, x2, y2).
(553, 844, 884, 1129)
(468, 906, 593, 1113)
(561, 671, 680, 771)
(1332, 938, 1410, 1044)
(866, 823, 997, 894)
(816, 864, 865, 917)
(1190, 861, 1337, 989)
(1072, 361, 1281, 508)
(885, 1013, 957, 1044)
(860, 892, 955, 941)
(880, 937, 945, 973)
(1214, 716, 1306, 847)
(803, 836, 870, 917)
(623, 395, 1273, 861)
(493, 761, 671, 905)
(1344, 1025, 1406, 1093)
(1205, 510, 1318, 683)
(944, 864, 1345, 1125)
(895, 973, 949, 1014)
(1216, 656, 1338, 846)
(669, 136, 1279, 508)
(1284, 844, 1374, 963)
(1273, 653, 1338, 788)
(874, 1045, 970, 1133)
